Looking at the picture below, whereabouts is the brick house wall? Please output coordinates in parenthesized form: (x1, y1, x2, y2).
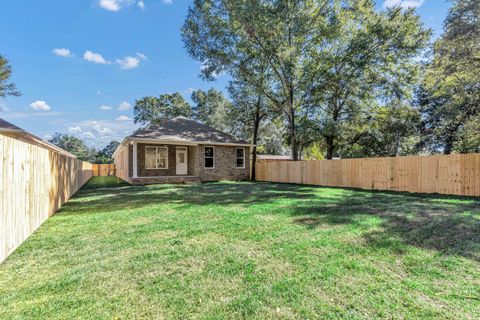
(198, 145, 250, 181)
(128, 143, 249, 181)
(136, 143, 196, 176)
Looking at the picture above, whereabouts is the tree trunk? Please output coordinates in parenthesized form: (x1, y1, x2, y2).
(325, 106, 340, 160)
(289, 108, 298, 160)
(443, 135, 454, 155)
(288, 85, 298, 161)
(251, 102, 261, 181)
(326, 136, 334, 160)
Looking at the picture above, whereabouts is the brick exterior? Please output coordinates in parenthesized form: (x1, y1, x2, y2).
(198, 145, 250, 181)
(135, 143, 195, 176)
(127, 142, 249, 182)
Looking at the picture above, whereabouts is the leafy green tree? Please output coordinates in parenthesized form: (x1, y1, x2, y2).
(338, 103, 421, 158)
(0, 55, 21, 99)
(182, 0, 331, 160)
(454, 115, 480, 153)
(49, 133, 95, 162)
(191, 88, 235, 133)
(94, 141, 120, 164)
(256, 120, 288, 156)
(133, 93, 192, 126)
(306, 1, 430, 159)
(302, 142, 325, 160)
(419, 0, 479, 154)
(228, 79, 271, 180)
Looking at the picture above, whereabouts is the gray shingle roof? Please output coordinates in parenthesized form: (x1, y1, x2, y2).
(128, 116, 249, 145)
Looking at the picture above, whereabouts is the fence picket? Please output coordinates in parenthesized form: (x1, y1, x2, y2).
(256, 154, 480, 197)
(1, 133, 93, 263)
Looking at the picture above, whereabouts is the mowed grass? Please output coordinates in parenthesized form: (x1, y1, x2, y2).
(1, 178, 479, 319)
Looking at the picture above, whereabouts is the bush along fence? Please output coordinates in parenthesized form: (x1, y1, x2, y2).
(256, 154, 480, 197)
(0, 126, 93, 263)
(92, 164, 116, 176)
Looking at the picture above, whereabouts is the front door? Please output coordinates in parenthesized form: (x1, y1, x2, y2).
(176, 147, 188, 175)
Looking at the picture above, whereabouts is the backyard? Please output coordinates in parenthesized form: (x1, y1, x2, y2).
(1, 177, 479, 319)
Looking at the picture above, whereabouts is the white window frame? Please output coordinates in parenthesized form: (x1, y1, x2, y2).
(145, 146, 169, 169)
(235, 147, 246, 169)
(204, 146, 215, 169)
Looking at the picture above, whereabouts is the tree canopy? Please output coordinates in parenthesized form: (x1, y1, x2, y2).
(123, 0, 476, 162)
(48, 134, 119, 163)
(133, 93, 192, 127)
(419, 0, 480, 154)
(94, 141, 121, 164)
(182, 0, 430, 159)
(0, 55, 21, 99)
(191, 88, 235, 133)
(49, 133, 96, 162)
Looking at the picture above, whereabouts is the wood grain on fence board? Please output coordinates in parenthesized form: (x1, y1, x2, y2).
(256, 154, 480, 197)
(92, 164, 116, 176)
(1, 133, 92, 263)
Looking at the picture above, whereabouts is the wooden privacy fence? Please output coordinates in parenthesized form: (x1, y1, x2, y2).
(1, 132, 93, 263)
(92, 163, 115, 176)
(256, 153, 480, 197)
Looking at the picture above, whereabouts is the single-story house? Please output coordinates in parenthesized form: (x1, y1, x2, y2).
(113, 116, 252, 184)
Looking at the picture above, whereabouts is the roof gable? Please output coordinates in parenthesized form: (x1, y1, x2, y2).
(128, 116, 249, 145)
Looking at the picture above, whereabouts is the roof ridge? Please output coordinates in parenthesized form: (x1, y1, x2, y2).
(174, 116, 240, 140)
(126, 116, 249, 145)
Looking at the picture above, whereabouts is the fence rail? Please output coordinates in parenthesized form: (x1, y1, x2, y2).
(92, 164, 115, 176)
(1, 133, 92, 263)
(256, 154, 480, 197)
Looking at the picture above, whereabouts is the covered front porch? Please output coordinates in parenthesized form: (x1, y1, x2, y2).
(129, 139, 201, 185)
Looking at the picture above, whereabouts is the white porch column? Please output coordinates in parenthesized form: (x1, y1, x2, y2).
(132, 141, 138, 178)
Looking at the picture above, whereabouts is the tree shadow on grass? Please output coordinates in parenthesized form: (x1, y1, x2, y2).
(59, 182, 321, 215)
(290, 190, 480, 261)
(61, 181, 480, 261)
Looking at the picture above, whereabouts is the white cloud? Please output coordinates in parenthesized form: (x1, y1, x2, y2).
(93, 125, 111, 134)
(83, 50, 109, 64)
(383, 0, 424, 9)
(116, 56, 140, 70)
(68, 126, 82, 134)
(99, 0, 141, 11)
(53, 48, 73, 58)
(100, 105, 113, 111)
(163, 0, 173, 5)
(117, 101, 131, 110)
(50, 119, 138, 148)
(29, 100, 51, 111)
(136, 52, 148, 60)
(116, 115, 132, 121)
(99, 0, 121, 11)
(81, 131, 96, 139)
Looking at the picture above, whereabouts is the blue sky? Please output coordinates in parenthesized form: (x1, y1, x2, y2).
(0, 0, 451, 148)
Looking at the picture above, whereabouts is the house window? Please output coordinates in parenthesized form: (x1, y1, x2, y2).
(236, 148, 245, 168)
(145, 146, 168, 169)
(204, 146, 214, 168)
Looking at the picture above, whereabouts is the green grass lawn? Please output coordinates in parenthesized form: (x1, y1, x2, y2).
(1, 178, 479, 319)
